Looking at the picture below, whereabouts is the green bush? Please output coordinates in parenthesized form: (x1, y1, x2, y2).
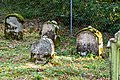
(1, 0, 120, 35)
(72, 0, 120, 35)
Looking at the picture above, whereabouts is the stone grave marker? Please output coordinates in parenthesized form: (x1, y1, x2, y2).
(31, 36, 55, 64)
(107, 31, 120, 80)
(76, 26, 103, 56)
(4, 13, 24, 40)
(40, 20, 60, 45)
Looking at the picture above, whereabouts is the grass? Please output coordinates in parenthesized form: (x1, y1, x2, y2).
(0, 26, 110, 80)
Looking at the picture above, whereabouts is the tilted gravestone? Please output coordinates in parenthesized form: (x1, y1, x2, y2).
(31, 36, 55, 64)
(76, 26, 103, 56)
(107, 31, 120, 80)
(4, 13, 24, 40)
(40, 20, 60, 45)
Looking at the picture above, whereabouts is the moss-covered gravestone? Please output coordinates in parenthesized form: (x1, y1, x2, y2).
(31, 36, 55, 64)
(4, 13, 24, 40)
(76, 26, 103, 56)
(40, 20, 60, 45)
(107, 31, 120, 80)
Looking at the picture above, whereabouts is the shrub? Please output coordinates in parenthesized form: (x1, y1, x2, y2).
(1, 0, 120, 35)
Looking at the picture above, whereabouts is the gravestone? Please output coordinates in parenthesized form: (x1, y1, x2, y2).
(31, 36, 55, 64)
(4, 13, 24, 40)
(107, 31, 120, 80)
(76, 26, 103, 56)
(40, 20, 60, 44)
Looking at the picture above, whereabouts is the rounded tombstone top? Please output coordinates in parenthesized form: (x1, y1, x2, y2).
(51, 20, 57, 25)
(88, 26, 92, 28)
(77, 26, 102, 39)
(42, 35, 48, 38)
(5, 13, 24, 24)
(47, 20, 58, 25)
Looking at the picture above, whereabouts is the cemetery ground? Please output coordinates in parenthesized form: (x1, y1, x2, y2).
(0, 24, 110, 80)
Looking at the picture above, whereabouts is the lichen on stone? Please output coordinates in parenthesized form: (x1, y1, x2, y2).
(41, 20, 60, 44)
(5, 13, 24, 23)
(31, 36, 55, 64)
(76, 26, 103, 56)
(4, 13, 24, 40)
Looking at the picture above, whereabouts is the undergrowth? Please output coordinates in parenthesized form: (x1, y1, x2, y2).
(0, 29, 110, 80)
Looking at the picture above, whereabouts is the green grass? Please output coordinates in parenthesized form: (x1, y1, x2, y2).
(0, 29, 110, 80)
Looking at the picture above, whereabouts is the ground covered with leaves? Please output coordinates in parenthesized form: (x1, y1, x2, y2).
(0, 27, 110, 80)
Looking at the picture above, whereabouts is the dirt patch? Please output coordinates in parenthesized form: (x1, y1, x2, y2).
(0, 57, 8, 62)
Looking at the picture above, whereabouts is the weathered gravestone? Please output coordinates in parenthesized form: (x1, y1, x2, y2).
(107, 31, 120, 80)
(4, 13, 24, 40)
(76, 26, 103, 56)
(31, 36, 55, 64)
(40, 20, 60, 44)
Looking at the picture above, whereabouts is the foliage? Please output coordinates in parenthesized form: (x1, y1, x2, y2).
(72, 0, 120, 35)
(0, 28, 110, 79)
(0, 1, 116, 79)
(1, 0, 120, 35)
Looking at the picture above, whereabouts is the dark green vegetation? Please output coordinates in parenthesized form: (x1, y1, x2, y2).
(0, 0, 118, 79)
(1, 0, 120, 36)
(0, 29, 110, 80)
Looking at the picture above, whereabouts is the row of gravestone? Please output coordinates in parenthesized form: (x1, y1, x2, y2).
(5, 13, 120, 80)
(4, 13, 103, 63)
(31, 20, 60, 64)
(4, 13, 120, 80)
